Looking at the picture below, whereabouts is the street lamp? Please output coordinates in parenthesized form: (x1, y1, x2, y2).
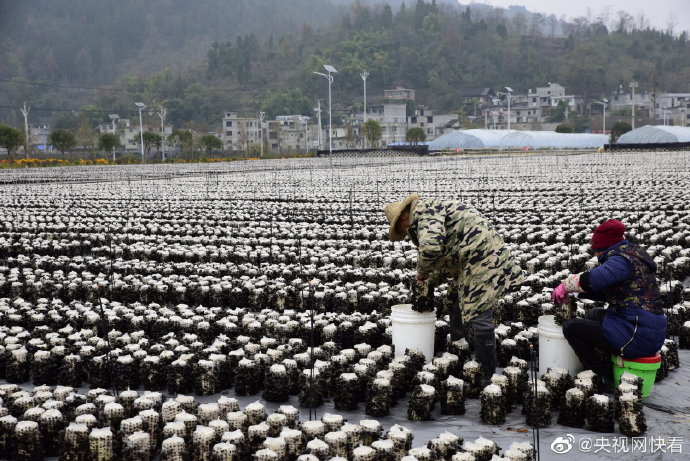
(135, 102, 147, 164)
(108, 114, 119, 161)
(594, 99, 608, 134)
(361, 70, 369, 125)
(313, 64, 337, 156)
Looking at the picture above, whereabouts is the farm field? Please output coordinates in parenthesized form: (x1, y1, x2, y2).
(0, 151, 689, 460)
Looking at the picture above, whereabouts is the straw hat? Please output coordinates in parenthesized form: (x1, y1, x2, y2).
(384, 193, 419, 241)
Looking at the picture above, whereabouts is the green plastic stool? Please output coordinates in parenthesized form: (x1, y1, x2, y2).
(611, 353, 661, 397)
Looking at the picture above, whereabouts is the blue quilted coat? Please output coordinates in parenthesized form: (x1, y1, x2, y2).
(579, 240, 667, 358)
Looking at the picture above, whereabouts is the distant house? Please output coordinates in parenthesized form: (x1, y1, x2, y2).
(272, 115, 314, 153)
(369, 103, 408, 146)
(221, 112, 261, 151)
(28, 123, 51, 150)
(95, 118, 172, 153)
(384, 86, 415, 101)
(609, 85, 653, 112)
(656, 93, 690, 126)
(459, 88, 493, 117)
(407, 107, 458, 139)
(459, 87, 493, 102)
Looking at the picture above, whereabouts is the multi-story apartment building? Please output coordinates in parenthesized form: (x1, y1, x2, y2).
(368, 103, 408, 146)
(221, 112, 261, 151)
(407, 107, 458, 139)
(95, 118, 171, 154)
(485, 82, 582, 130)
(270, 115, 315, 153)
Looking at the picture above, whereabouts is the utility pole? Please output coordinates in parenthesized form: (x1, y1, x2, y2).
(313, 101, 322, 151)
(652, 69, 657, 124)
(304, 117, 309, 154)
(20, 102, 30, 158)
(135, 102, 147, 164)
(259, 111, 266, 158)
(158, 106, 167, 161)
(630, 81, 638, 130)
(108, 114, 119, 161)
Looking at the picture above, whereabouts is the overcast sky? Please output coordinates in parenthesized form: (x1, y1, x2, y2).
(464, 1, 690, 33)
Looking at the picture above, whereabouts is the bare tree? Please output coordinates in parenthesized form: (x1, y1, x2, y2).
(616, 10, 633, 34)
(596, 6, 612, 29)
(666, 12, 677, 36)
(529, 13, 544, 37)
(238, 123, 249, 151)
(585, 7, 593, 28)
(636, 11, 650, 31)
(547, 14, 558, 38)
(511, 12, 527, 36)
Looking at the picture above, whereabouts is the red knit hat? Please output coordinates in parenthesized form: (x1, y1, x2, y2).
(591, 219, 626, 250)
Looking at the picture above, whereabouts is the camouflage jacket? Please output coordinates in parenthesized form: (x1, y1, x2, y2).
(408, 198, 524, 322)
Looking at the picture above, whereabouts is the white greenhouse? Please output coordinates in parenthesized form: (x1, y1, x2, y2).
(617, 125, 690, 144)
(428, 129, 511, 150)
(429, 129, 607, 151)
(499, 131, 608, 149)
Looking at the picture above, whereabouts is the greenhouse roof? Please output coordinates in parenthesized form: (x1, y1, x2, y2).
(617, 125, 690, 143)
(429, 129, 607, 150)
(499, 131, 608, 149)
(428, 129, 511, 150)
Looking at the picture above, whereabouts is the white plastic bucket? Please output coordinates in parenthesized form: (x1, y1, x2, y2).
(391, 304, 436, 362)
(538, 314, 582, 375)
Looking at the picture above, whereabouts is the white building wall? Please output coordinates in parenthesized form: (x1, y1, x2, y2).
(221, 112, 261, 151)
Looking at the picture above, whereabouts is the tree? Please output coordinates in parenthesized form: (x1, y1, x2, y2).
(555, 123, 574, 133)
(76, 119, 97, 155)
(361, 119, 382, 148)
(405, 127, 426, 145)
(344, 124, 356, 149)
(169, 129, 193, 158)
(260, 88, 312, 119)
(610, 121, 633, 142)
(98, 133, 120, 158)
(52, 113, 79, 131)
(49, 129, 77, 154)
(142, 131, 162, 158)
(200, 134, 222, 156)
(548, 101, 570, 123)
(237, 124, 250, 151)
(0, 124, 24, 162)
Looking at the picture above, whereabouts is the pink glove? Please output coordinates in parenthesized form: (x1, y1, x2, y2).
(551, 284, 568, 304)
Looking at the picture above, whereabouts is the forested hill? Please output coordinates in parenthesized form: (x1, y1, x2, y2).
(1, 0, 689, 131)
(0, 0, 355, 81)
